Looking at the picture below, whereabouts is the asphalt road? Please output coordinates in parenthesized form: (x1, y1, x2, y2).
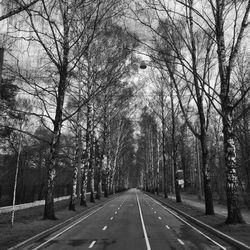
(25, 189, 235, 250)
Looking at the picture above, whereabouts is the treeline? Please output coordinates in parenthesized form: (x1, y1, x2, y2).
(131, 0, 250, 224)
(0, 0, 138, 220)
(0, 120, 134, 207)
(135, 103, 250, 221)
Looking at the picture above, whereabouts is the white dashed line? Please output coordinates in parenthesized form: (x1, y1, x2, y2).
(154, 211, 156, 214)
(178, 239, 185, 245)
(118, 207, 120, 210)
(158, 217, 162, 220)
(89, 241, 96, 248)
(115, 211, 117, 214)
(165, 225, 170, 229)
(110, 217, 113, 220)
(31, 198, 116, 250)
(102, 226, 107, 231)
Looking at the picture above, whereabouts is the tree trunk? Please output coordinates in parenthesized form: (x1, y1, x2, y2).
(11, 130, 22, 228)
(44, 153, 57, 220)
(104, 174, 108, 198)
(174, 154, 182, 203)
(156, 140, 160, 195)
(88, 106, 95, 203)
(170, 81, 181, 203)
(223, 106, 244, 223)
(44, 72, 67, 219)
(43, 5, 69, 218)
(162, 118, 168, 198)
(89, 167, 95, 203)
(80, 162, 88, 207)
(213, 0, 250, 224)
(195, 137, 203, 200)
(201, 142, 214, 215)
(188, 0, 214, 214)
(69, 117, 82, 211)
(95, 139, 102, 200)
(196, 96, 214, 214)
(69, 165, 78, 211)
(199, 108, 214, 214)
(96, 179, 102, 200)
(103, 155, 109, 198)
(95, 161, 102, 200)
(0, 48, 4, 84)
(44, 126, 61, 219)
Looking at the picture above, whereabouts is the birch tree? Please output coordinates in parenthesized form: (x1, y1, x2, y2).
(211, 0, 250, 223)
(142, 0, 250, 222)
(8, 0, 123, 219)
(140, 74, 169, 197)
(132, 0, 219, 213)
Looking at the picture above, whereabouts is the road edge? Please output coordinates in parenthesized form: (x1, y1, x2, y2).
(7, 194, 120, 250)
(145, 192, 250, 250)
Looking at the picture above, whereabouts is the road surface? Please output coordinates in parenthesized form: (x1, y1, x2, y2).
(25, 189, 235, 250)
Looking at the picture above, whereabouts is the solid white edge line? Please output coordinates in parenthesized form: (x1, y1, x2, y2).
(147, 195, 227, 250)
(178, 239, 185, 245)
(89, 240, 96, 248)
(32, 198, 118, 250)
(136, 191, 151, 250)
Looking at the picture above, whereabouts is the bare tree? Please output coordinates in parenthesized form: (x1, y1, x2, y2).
(206, 0, 250, 224)
(0, 0, 41, 21)
(138, 0, 250, 222)
(7, 0, 123, 220)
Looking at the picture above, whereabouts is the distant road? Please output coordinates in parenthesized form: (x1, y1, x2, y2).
(25, 189, 235, 250)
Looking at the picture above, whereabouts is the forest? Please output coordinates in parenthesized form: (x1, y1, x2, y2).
(0, 0, 250, 225)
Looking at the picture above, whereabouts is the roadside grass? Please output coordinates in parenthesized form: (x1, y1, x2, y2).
(0, 196, 114, 250)
(152, 193, 250, 247)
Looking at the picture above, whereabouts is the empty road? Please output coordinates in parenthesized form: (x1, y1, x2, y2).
(25, 189, 235, 250)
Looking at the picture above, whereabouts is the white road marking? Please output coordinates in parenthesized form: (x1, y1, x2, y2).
(102, 226, 107, 231)
(147, 195, 227, 250)
(178, 239, 185, 245)
(118, 207, 120, 210)
(110, 217, 114, 220)
(136, 192, 151, 250)
(89, 241, 96, 248)
(31, 198, 118, 250)
(154, 211, 156, 214)
(158, 217, 162, 220)
(115, 211, 117, 214)
(165, 225, 170, 229)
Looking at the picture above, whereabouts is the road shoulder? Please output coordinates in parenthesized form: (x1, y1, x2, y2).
(146, 192, 250, 250)
(0, 194, 119, 250)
